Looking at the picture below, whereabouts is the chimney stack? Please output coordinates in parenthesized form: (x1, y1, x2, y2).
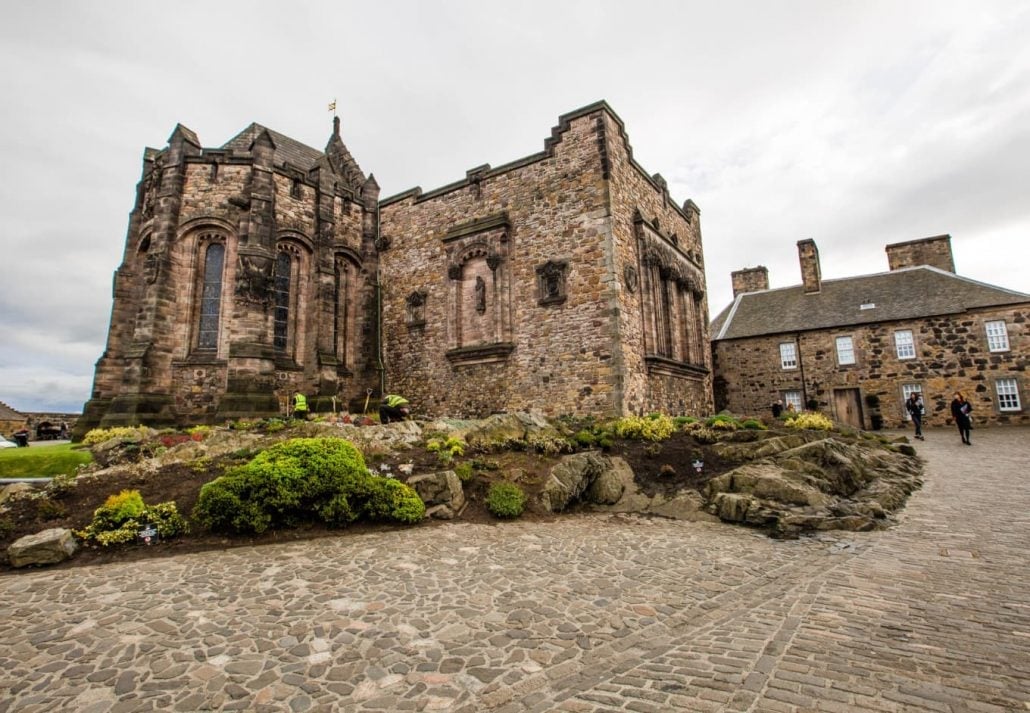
(731, 266, 769, 297)
(797, 239, 822, 294)
(885, 234, 955, 273)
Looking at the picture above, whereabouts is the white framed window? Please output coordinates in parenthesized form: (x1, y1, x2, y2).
(835, 335, 855, 365)
(985, 321, 1010, 352)
(996, 378, 1021, 411)
(779, 342, 797, 370)
(901, 383, 922, 421)
(783, 390, 803, 412)
(894, 330, 915, 360)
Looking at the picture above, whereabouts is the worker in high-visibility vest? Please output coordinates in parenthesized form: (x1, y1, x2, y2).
(379, 394, 410, 424)
(293, 392, 308, 420)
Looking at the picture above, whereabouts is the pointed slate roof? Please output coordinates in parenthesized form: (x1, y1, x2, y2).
(221, 123, 325, 170)
(712, 266, 1030, 341)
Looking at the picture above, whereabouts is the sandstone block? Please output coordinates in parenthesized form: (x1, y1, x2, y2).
(8, 528, 78, 568)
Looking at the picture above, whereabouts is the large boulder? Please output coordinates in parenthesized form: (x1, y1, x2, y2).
(0, 482, 36, 507)
(8, 528, 78, 567)
(713, 434, 809, 462)
(706, 462, 831, 508)
(585, 460, 626, 505)
(704, 436, 921, 535)
(588, 457, 719, 522)
(540, 452, 608, 512)
(710, 492, 759, 523)
(462, 412, 568, 452)
(649, 490, 709, 521)
(90, 430, 148, 468)
(408, 470, 465, 515)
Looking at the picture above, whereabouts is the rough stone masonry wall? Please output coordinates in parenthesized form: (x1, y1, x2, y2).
(713, 305, 1029, 427)
(602, 112, 713, 417)
(378, 112, 615, 418)
(97, 150, 374, 426)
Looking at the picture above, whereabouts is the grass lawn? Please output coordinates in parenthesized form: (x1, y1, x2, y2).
(0, 444, 93, 478)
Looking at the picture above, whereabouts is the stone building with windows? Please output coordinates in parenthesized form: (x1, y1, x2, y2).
(711, 235, 1029, 429)
(78, 101, 712, 433)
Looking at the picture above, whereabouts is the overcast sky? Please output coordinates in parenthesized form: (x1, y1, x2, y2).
(1, 0, 1028, 414)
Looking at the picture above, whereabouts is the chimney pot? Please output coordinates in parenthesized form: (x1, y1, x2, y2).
(731, 266, 769, 297)
(797, 239, 822, 294)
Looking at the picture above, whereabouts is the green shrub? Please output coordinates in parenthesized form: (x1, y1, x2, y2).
(36, 499, 68, 520)
(45, 471, 78, 497)
(193, 437, 423, 533)
(705, 415, 741, 431)
(597, 435, 614, 450)
(487, 482, 526, 519)
(689, 426, 719, 444)
(365, 478, 426, 524)
(77, 493, 188, 547)
(82, 426, 146, 446)
(426, 436, 466, 464)
(785, 412, 834, 431)
(264, 419, 286, 433)
(573, 430, 597, 448)
(672, 416, 697, 427)
(453, 462, 475, 482)
(613, 414, 675, 442)
(526, 433, 573, 454)
(103, 490, 146, 526)
(740, 418, 768, 430)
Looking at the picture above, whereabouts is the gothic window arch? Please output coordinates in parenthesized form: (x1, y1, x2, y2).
(636, 216, 708, 373)
(193, 233, 227, 353)
(441, 214, 513, 364)
(273, 244, 304, 358)
(333, 254, 362, 369)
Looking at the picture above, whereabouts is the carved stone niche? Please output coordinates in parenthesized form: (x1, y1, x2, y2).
(235, 248, 274, 305)
(623, 265, 639, 293)
(536, 260, 569, 306)
(441, 213, 513, 363)
(406, 290, 427, 328)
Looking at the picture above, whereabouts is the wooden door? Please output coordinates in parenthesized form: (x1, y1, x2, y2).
(833, 388, 864, 429)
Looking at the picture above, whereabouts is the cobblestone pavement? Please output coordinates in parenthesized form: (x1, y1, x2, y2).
(2, 427, 1028, 712)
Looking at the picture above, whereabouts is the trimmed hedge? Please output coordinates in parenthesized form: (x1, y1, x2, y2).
(194, 437, 424, 533)
(487, 482, 526, 519)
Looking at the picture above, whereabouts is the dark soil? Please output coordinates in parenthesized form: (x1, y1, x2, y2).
(0, 430, 746, 574)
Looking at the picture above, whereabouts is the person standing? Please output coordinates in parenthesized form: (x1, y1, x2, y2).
(771, 399, 783, 418)
(950, 392, 973, 445)
(905, 391, 925, 440)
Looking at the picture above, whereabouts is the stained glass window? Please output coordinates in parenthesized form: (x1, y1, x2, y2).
(273, 251, 292, 352)
(197, 243, 224, 350)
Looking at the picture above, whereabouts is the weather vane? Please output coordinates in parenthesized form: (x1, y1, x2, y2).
(328, 98, 337, 118)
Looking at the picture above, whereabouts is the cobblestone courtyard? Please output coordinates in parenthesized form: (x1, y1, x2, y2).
(2, 427, 1029, 712)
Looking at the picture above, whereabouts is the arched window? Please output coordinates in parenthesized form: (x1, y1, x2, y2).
(273, 251, 293, 353)
(197, 242, 225, 350)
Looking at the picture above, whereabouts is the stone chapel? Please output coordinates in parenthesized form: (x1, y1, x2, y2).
(77, 101, 712, 434)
